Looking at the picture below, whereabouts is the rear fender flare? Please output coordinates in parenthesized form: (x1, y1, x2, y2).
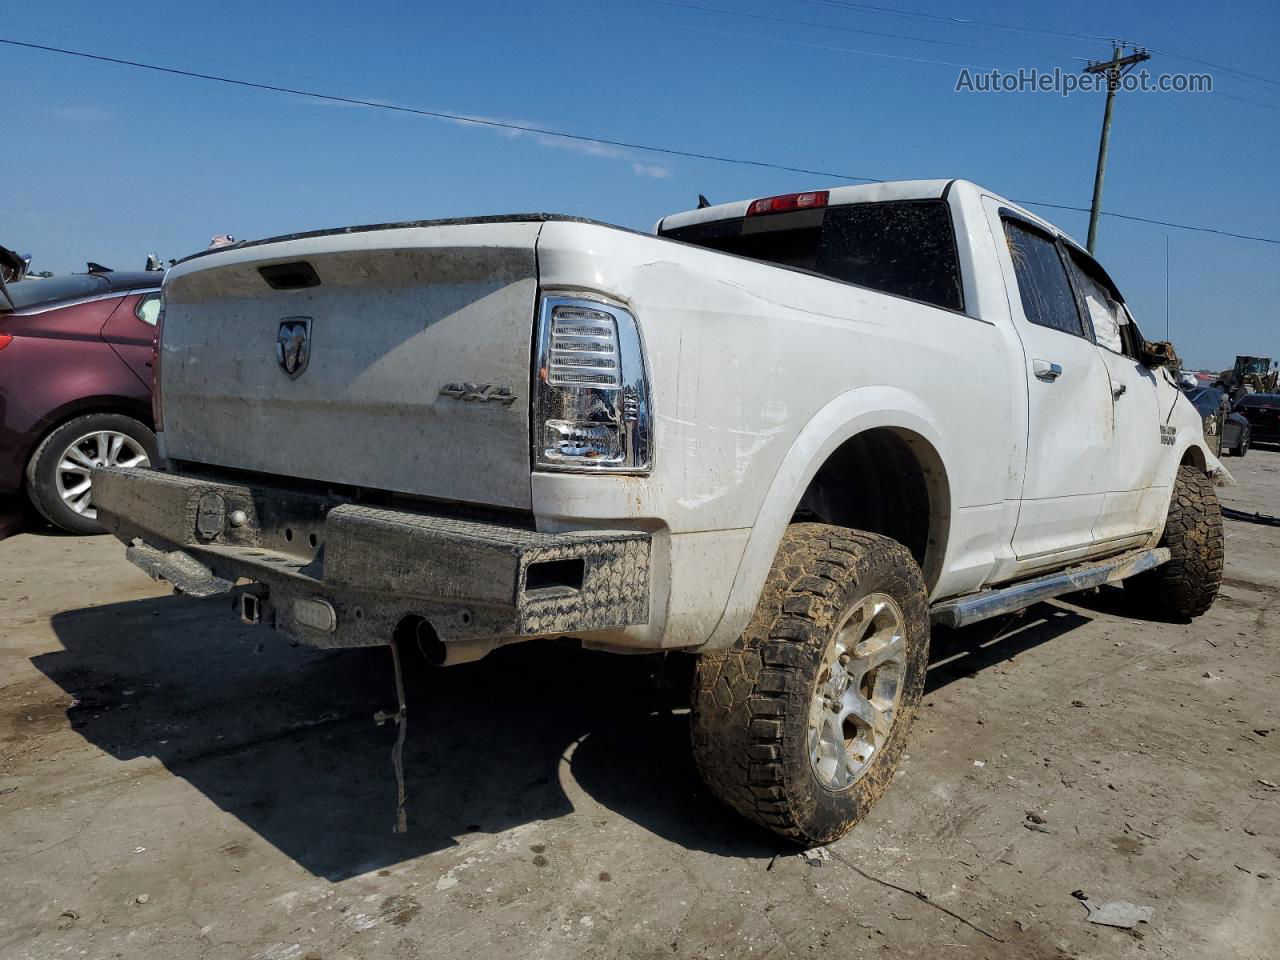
(702, 386, 952, 650)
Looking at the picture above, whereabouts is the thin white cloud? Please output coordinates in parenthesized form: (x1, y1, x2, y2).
(277, 96, 674, 178)
(49, 105, 114, 123)
(632, 162, 672, 179)
(402, 109, 674, 178)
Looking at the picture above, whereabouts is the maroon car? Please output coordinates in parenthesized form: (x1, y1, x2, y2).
(0, 271, 162, 533)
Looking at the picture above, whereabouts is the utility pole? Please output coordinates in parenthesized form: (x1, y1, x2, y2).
(1084, 43, 1151, 254)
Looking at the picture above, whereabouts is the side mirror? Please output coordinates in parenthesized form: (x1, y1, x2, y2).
(1141, 340, 1179, 369)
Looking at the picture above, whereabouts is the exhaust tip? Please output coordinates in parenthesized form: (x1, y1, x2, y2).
(395, 614, 446, 666)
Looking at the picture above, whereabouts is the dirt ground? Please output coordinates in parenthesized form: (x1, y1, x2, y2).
(2, 453, 1278, 960)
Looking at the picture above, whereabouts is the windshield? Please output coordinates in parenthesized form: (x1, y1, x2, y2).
(1186, 388, 1224, 416)
(0, 275, 109, 312)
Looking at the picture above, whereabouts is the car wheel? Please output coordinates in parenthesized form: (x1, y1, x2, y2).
(25, 413, 156, 534)
(691, 524, 930, 845)
(1127, 465, 1223, 621)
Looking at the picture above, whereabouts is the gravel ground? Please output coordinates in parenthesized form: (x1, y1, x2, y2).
(2, 452, 1278, 960)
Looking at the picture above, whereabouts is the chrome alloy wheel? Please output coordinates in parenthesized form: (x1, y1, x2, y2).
(54, 430, 150, 519)
(807, 593, 908, 790)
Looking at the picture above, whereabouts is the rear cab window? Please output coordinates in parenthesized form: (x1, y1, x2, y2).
(659, 199, 964, 312)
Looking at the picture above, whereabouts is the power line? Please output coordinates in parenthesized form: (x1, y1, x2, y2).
(1216, 90, 1280, 112)
(0, 37, 882, 184)
(631, 0, 1091, 62)
(791, 0, 1280, 96)
(519, 2, 1007, 71)
(790, 0, 1118, 46)
(532, 0, 1280, 112)
(2, 36, 1277, 246)
(1143, 44, 1280, 94)
(1018, 200, 1279, 245)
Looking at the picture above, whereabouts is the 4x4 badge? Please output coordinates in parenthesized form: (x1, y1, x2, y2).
(438, 382, 518, 406)
(276, 317, 312, 379)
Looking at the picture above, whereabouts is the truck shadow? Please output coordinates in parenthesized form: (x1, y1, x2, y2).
(40, 594, 782, 879)
(39, 593, 1092, 880)
(926, 604, 1090, 693)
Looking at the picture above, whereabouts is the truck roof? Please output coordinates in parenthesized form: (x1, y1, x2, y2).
(170, 180, 1074, 271)
(657, 179, 1065, 244)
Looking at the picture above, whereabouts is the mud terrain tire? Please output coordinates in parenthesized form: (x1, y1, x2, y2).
(691, 524, 929, 845)
(1129, 465, 1223, 620)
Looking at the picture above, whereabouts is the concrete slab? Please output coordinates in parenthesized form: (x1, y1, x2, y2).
(2, 454, 1279, 959)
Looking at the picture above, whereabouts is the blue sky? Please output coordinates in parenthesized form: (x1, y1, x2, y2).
(2, 0, 1277, 370)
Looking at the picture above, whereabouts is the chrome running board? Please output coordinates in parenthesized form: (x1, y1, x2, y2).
(929, 547, 1171, 629)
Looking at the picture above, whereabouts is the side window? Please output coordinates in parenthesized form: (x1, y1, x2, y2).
(135, 293, 161, 326)
(1003, 219, 1085, 337)
(1066, 249, 1130, 357)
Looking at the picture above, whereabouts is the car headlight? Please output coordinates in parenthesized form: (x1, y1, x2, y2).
(533, 295, 652, 473)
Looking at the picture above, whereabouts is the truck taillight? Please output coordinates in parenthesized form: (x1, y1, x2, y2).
(150, 299, 165, 432)
(747, 190, 829, 216)
(533, 296, 652, 473)
(0, 333, 12, 351)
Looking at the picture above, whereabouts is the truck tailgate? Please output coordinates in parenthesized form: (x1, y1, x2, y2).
(159, 221, 542, 509)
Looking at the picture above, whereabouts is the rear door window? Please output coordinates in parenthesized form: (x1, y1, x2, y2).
(661, 199, 964, 311)
(1002, 219, 1085, 337)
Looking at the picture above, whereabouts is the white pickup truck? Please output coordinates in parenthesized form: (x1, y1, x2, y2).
(95, 179, 1225, 844)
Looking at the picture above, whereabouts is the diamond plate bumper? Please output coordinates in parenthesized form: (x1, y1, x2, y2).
(92, 466, 650, 649)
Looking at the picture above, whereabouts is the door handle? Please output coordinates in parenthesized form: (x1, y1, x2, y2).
(1033, 359, 1063, 382)
(1112, 383, 1127, 399)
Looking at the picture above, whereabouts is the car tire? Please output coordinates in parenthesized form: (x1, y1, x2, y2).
(25, 413, 156, 535)
(1128, 465, 1223, 621)
(690, 524, 929, 845)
